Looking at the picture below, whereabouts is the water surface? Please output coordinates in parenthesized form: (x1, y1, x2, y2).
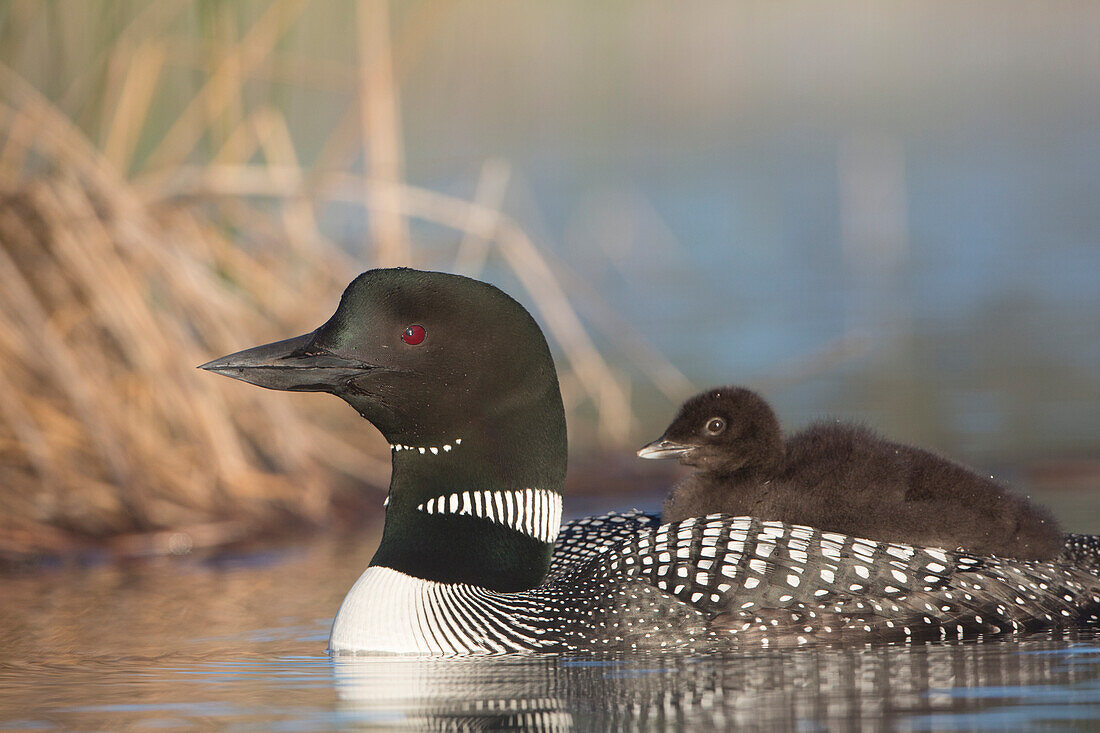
(4, 532, 1100, 731)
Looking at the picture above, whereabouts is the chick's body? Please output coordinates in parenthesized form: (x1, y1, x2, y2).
(648, 388, 1063, 560)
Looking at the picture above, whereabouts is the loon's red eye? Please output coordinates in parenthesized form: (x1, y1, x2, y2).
(402, 324, 426, 345)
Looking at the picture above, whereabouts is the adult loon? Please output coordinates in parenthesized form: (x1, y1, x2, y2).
(639, 386, 1063, 560)
(202, 268, 1100, 654)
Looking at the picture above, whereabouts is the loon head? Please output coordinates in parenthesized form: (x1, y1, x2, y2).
(637, 386, 783, 475)
(201, 268, 567, 591)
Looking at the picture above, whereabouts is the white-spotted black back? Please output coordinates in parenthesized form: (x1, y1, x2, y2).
(547, 510, 660, 580)
(1060, 533, 1100, 573)
(532, 513, 1100, 651)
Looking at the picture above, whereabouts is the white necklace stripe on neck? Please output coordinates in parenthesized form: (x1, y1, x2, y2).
(529, 489, 537, 537)
(416, 488, 563, 544)
(389, 437, 463, 455)
(529, 491, 538, 539)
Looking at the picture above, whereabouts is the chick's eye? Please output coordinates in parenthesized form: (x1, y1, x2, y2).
(705, 417, 726, 435)
(402, 324, 426, 345)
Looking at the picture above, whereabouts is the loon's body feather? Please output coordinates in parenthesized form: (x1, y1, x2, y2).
(331, 511, 1100, 653)
(201, 268, 1100, 655)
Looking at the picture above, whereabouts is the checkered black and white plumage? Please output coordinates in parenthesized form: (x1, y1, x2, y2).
(525, 513, 1100, 651)
(332, 512, 1100, 654)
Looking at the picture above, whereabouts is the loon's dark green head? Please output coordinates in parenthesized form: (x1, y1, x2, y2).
(201, 268, 567, 591)
(637, 386, 783, 476)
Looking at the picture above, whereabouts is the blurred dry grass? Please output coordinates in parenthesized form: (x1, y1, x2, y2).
(0, 63, 372, 558)
(0, 1, 693, 559)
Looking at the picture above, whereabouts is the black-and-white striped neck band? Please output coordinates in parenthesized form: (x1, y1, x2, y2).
(417, 488, 562, 544)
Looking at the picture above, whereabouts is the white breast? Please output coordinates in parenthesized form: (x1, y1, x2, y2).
(329, 566, 543, 654)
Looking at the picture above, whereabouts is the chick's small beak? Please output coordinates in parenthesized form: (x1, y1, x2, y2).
(636, 437, 694, 460)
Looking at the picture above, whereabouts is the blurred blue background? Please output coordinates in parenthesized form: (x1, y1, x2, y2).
(339, 2, 1100, 460)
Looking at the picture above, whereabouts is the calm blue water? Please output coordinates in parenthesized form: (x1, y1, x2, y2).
(5, 535, 1100, 731)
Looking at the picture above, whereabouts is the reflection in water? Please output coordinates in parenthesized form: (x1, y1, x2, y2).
(332, 637, 1100, 730)
(2, 536, 1100, 730)
(333, 654, 575, 730)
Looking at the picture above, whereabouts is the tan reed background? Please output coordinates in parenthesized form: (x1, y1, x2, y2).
(0, 1, 694, 559)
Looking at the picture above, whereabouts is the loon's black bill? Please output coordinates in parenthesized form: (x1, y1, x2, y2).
(199, 332, 374, 392)
(636, 438, 694, 460)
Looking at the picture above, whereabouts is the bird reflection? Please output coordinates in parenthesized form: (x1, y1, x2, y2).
(332, 632, 1100, 730)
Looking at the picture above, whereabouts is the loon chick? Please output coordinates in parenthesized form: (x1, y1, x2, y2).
(203, 268, 1100, 654)
(639, 386, 1064, 560)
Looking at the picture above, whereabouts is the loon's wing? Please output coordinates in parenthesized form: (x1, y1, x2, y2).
(547, 510, 661, 580)
(545, 513, 1100, 649)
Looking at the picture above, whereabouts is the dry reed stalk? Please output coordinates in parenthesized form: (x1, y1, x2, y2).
(494, 222, 636, 445)
(142, 0, 308, 172)
(101, 40, 167, 171)
(356, 0, 410, 266)
(0, 102, 36, 174)
(160, 38, 360, 93)
(0, 232, 132, 493)
(208, 2, 247, 152)
(60, 1, 186, 116)
(0, 65, 131, 201)
(210, 106, 266, 166)
(251, 109, 354, 271)
(453, 158, 512, 278)
(204, 106, 357, 278)
(0, 367, 55, 490)
(0, 1, 45, 76)
(298, 0, 455, 183)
